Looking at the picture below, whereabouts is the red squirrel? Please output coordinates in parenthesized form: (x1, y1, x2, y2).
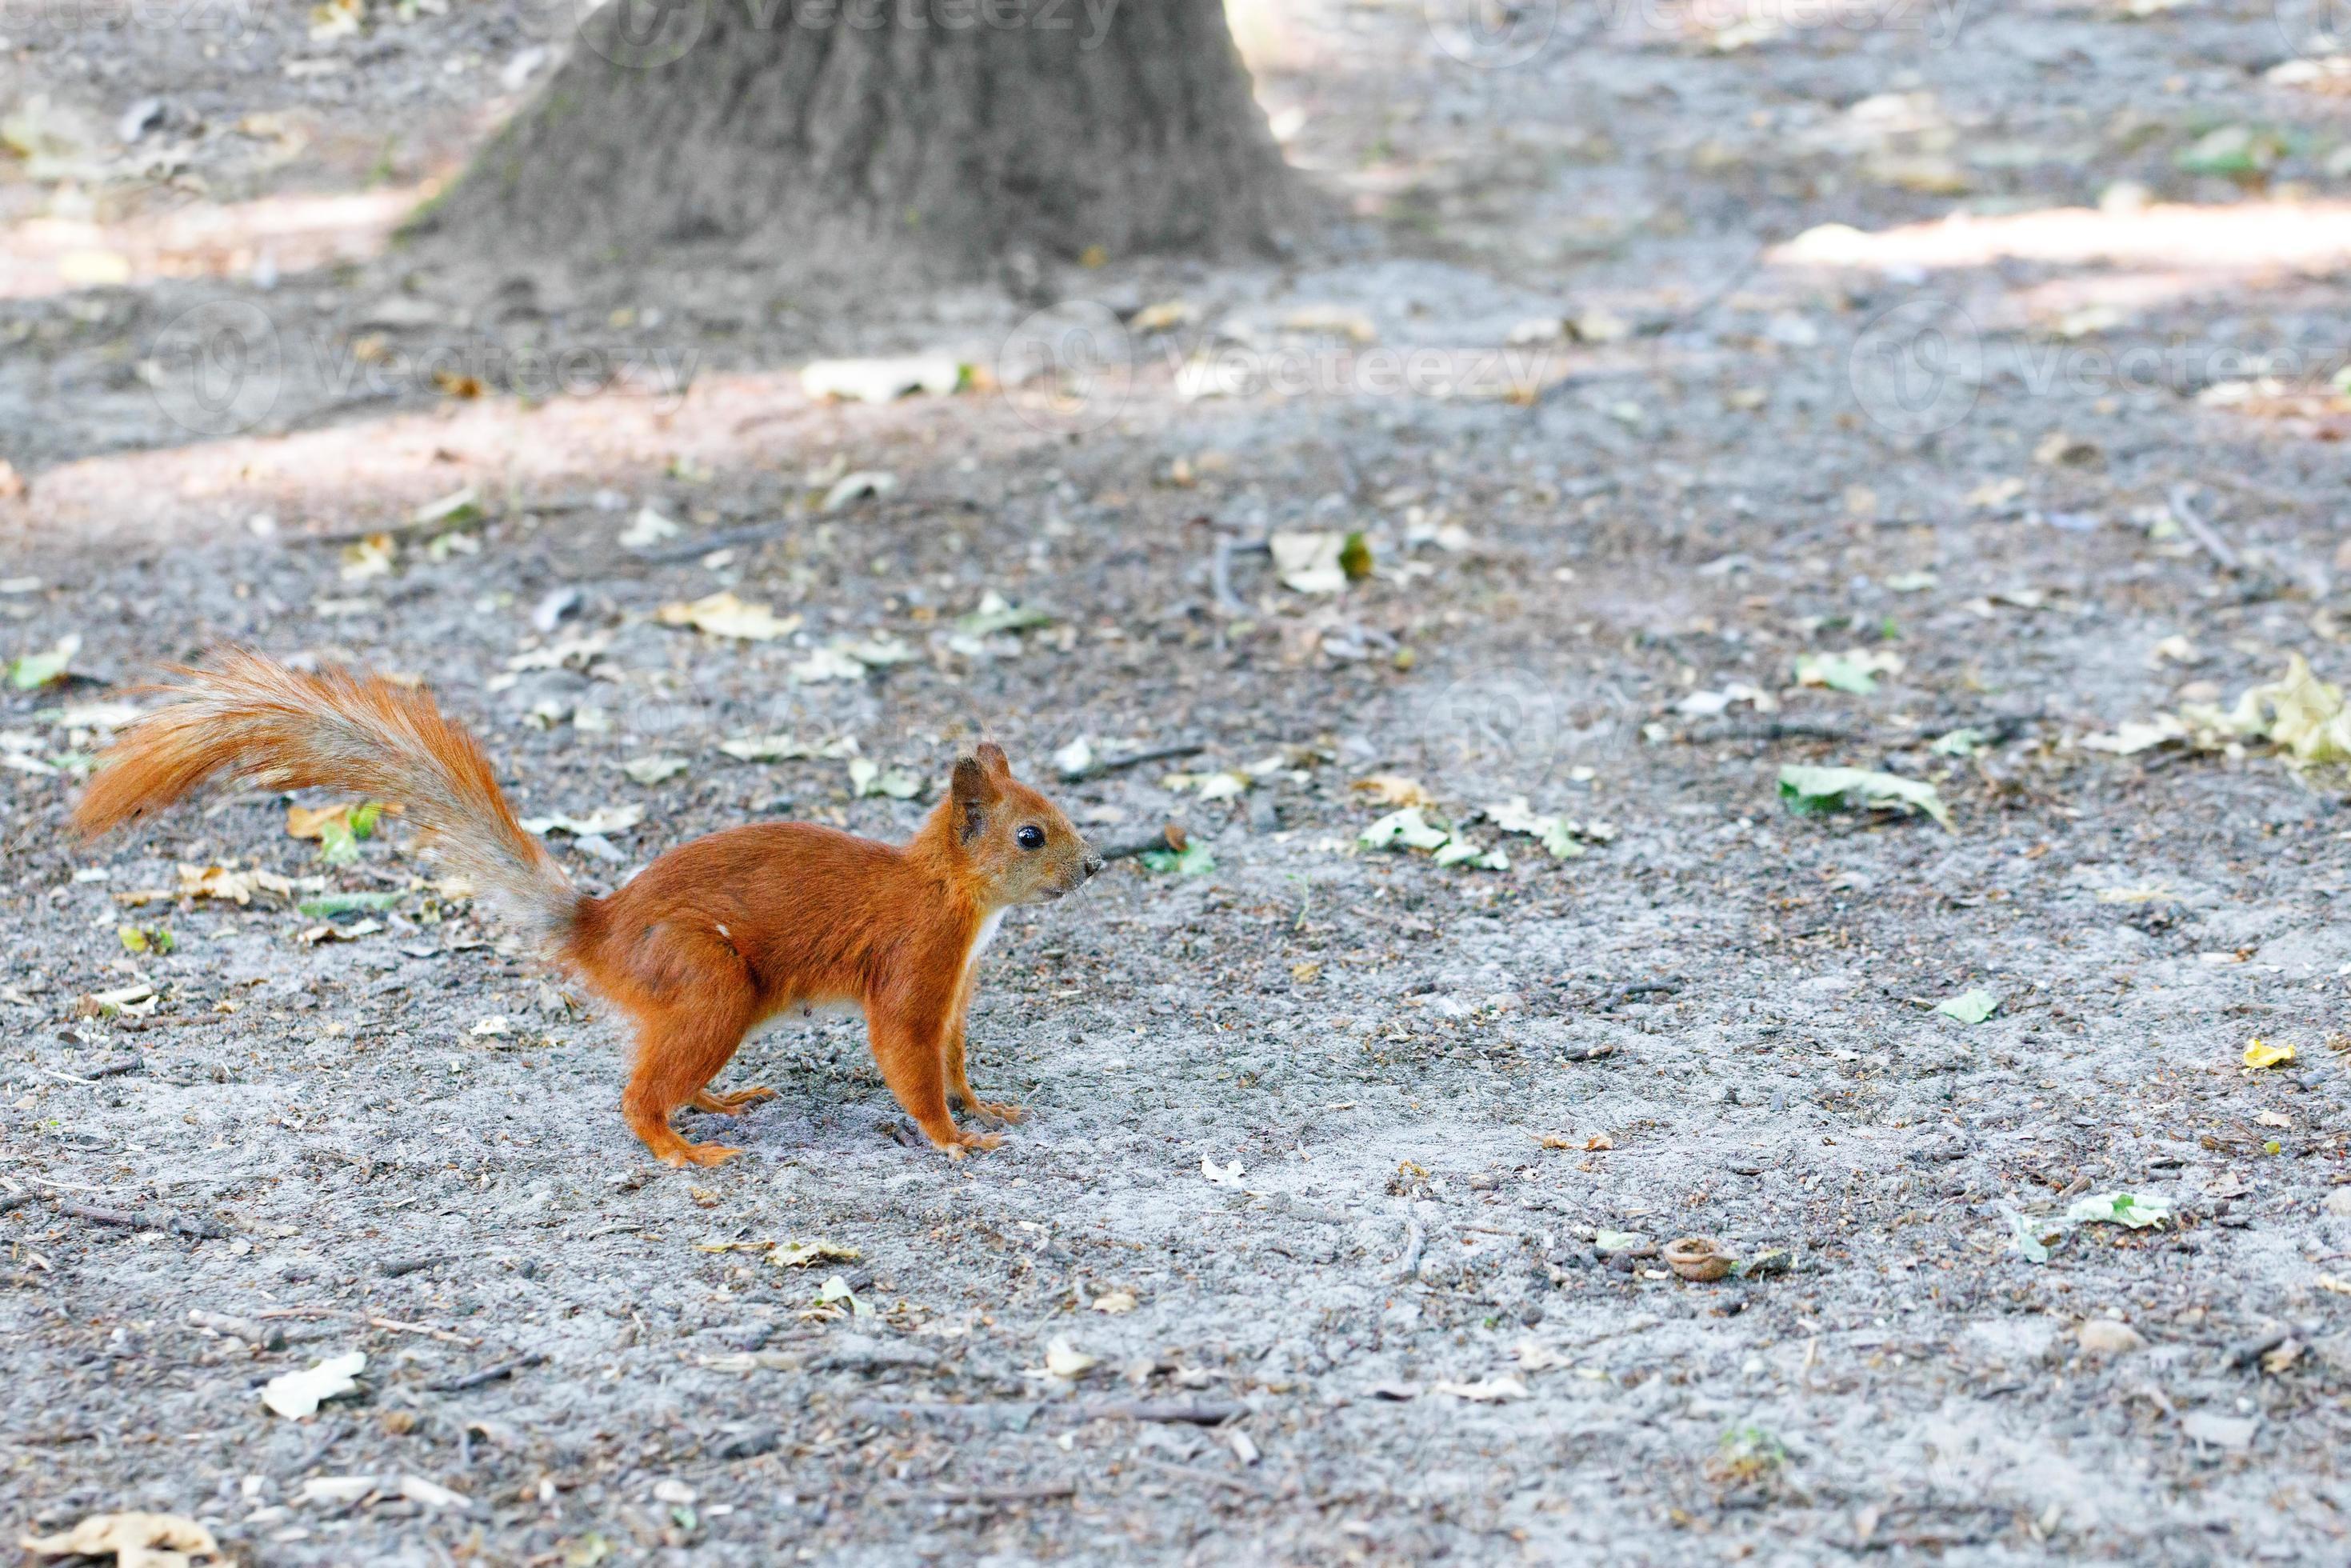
(73, 649, 1102, 1167)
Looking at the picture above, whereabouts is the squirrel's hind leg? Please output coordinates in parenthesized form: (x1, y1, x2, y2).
(690, 1084, 778, 1114)
(622, 1002, 758, 1166)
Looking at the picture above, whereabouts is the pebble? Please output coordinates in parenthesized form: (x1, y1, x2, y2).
(2077, 1319, 2145, 1357)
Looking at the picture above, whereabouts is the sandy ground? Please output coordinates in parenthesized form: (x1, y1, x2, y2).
(6, 0, 2351, 1563)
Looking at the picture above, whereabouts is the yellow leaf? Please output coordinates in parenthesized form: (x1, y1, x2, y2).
(286, 801, 399, 840)
(1353, 774, 1434, 809)
(657, 591, 802, 642)
(773, 1238, 861, 1269)
(2244, 1039, 2297, 1070)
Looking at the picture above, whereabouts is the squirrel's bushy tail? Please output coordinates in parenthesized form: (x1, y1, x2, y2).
(75, 648, 578, 942)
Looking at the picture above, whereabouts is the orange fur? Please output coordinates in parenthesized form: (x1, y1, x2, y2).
(76, 653, 1101, 1167)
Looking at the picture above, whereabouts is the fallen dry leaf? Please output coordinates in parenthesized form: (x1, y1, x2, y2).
(1042, 1338, 1098, 1379)
(285, 801, 397, 840)
(22, 1512, 221, 1568)
(1430, 1376, 1529, 1402)
(1352, 774, 1434, 809)
(657, 591, 801, 642)
(2244, 1039, 2297, 1070)
(774, 1238, 861, 1269)
(262, 1351, 366, 1418)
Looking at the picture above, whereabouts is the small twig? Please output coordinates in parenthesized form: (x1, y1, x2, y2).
(187, 1309, 286, 1349)
(1073, 742, 1206, 782)
(1688, 716, 1857, 745)
(110, 1014, 207, 1034)
(1639, 238, 1769, 339)
(926, 1480, 1078, 1506)
(255, 1306, 484, 1348)
(53, 1198, 227, 1241)
(2166, 484, 2241, 573)
(422, 1352, 546, 1393)
(289, 1417, 346, 1478)
(1078, 1398, 1245, 1426)
(298, 512, 490, 550)
(1597, 978, 1685, 1009)
(1127, 1454, 1270, 1498)
(848, 1396, 1239, 1429)
(1098, 823, 1188, 863)
(1394, 1219, 1426, 1282)
(629, 520, 789, 566)
(1210, 534, 1267, 617)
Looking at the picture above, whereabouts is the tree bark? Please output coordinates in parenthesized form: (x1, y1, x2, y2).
(412, 0, 1300, 284)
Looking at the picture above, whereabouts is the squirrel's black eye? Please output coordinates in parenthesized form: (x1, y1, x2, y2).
(1017, 824, 1046, 850)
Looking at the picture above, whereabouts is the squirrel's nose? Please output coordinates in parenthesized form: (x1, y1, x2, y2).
(1082, 854, 1104, 879)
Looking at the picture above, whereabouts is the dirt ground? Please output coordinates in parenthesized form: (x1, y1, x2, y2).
(6, 0, 2351, 1563)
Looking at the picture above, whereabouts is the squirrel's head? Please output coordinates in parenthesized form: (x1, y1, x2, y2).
(948, 742, 1101, 907)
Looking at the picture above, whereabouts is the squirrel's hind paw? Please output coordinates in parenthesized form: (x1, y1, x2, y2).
(690, 1085, 778, 1115)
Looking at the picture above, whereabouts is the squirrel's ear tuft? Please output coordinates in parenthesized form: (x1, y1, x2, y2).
(951, 756, 994, 841)
(975, 741, 1010, 778)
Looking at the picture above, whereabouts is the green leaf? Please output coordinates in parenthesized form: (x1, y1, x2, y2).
(955, 603, 1054, 636)
(2008, 1212, 2052, 1264)
(1338, 530, 1374, 582)
(349, 801, 383, 839)
(1140, 843, 1217, 877)
(296, 890, 404, 918)
(1777, 765, 1951, 830)
(817, 1272, 866, 1318)
(6, 634, 78, 690)
(1936, 988, 2000, 1025)
(1930, 726, 1986, 757)
(1359, 807, 1453, 852)
(1795, 652, 1881, 694)
(2176, 124, 2289, 177)
(317, 819, 360, 866)
(2063, 1191, 2172, 1230)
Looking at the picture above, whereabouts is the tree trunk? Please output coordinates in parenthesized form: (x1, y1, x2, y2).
(411, 0, 1299, 284)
